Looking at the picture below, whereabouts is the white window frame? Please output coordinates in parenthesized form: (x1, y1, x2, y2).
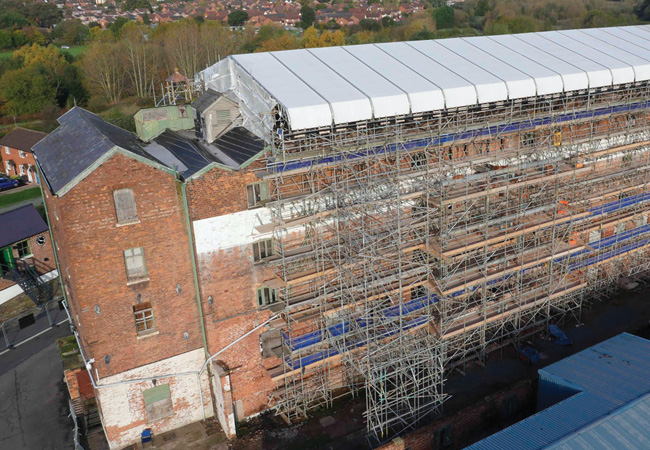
(246, 182, 268, 209)
(133, 302, 155, 334)
(253, 239, 274, 262)
(4, 146, 9, 155)
(257, 285, 278, 307)
(19, 150, 26, 158)
(124, 247, 148, 283)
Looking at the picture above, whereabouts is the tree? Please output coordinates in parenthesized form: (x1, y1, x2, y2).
(120, 22, 154, 98)
(228, 10, 248, 27)
(110, 17, 130, 37)
(434, 6, 455, 29)
(302, 26, 321, 48)
(0, 30, 12, 50)
(381, 15, 396, 28)
(257, 34, 296, 52)
(11, 30, 27, 47)
(28, 3, 62, 27)
(635, 0, 650, 20)
(0, 11, 29, 29)
(82, 42, 126, 103)
(200, 20, 238, 66)
(156, 19, 202, 81)
(359, 18, 381, 31)
(121, 0, 152, 12)
(0, 67, 56, 115)
(300, 5, 315, 28)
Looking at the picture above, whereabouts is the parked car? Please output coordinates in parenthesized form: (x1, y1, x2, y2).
(0, 176, 20, 191)
(61, 45, 70, 49)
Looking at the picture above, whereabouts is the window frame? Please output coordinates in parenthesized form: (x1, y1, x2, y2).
(133, 302, 156, 335)
(124, 247, 148, 283)
(15, 240, 31, 259)
(257, 285, 278, 307)
(253, 238, 274, 262)
(246, 181, 269, 209)
(113, 188, 140, 226)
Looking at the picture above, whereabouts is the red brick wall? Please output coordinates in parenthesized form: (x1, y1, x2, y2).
(186, 166, 261, 221)
(378, 379, 535, 450)
(0, 231, 55, 292)
(1, 146, 39, 183)
(44, 153, 204, 377)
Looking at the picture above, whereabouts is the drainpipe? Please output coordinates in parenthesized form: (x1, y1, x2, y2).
(36, 165, 69, 317)
(179, 180, 209, 356)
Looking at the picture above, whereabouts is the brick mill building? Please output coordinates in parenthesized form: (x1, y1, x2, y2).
(33, 25, 650, 448)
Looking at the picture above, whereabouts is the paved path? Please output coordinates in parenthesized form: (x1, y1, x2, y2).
(0, 327, 73, 450)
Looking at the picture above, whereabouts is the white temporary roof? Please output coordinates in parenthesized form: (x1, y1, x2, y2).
(199, 25, 650, 133)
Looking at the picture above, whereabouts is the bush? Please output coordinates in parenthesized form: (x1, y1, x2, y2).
(101, 107, 136, 132)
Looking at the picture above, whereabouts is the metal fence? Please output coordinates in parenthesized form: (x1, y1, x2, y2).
(0, 297, 68, 351)
(69, 399, 86, 450)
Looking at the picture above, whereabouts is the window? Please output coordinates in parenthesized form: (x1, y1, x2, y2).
(522, 132, 535, 147)
(411, 284, 428, 300)
(15, 240, 31, 258)
(257, 286, 278, 307)
(434, 424, 453, 449)
(4, 146, 9, 155)
(411, 152, 426, 169)
(246, 182, 268, 209)
(124, 247, 148, 281)
(143, 384, 174, 422)
(19, 151, 26, 158)
(113, 188, 139, 225)
(133, 302, 155, 334)
(253, 239, 274, 262)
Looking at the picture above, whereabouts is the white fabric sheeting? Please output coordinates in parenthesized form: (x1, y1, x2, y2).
(198, 25, 650, 135)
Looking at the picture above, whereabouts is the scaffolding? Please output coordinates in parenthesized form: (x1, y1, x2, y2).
(260, 83, 650, 445)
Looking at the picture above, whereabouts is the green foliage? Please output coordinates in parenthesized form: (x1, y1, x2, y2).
(110, 17, 130, 37)
(0, 11, 29, 29)
(300, 5, 316, 28)
(121, 0, 152, 13)
(381, 16, 396, 28)
(475, 0, 492, 17)
(0, 29, 11, 49)
(0, 66, 56, 115)
(28, 3, 63, 28)
(11, 30, 27, 47)
(359, 18, 381, 31)
(101, 107, 136, 132)
(636, 0, 650, 20)
(228, 10, 249, 27)
(434, 6, 455, 29)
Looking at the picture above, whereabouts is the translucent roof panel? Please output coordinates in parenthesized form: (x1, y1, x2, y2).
(231, 53, 332, 130)
(575, 29, 650, 82)
(488, 34, 588, 92)
(271, 49, 373, 125)
(539, 31, 635, 85)
(378, 42, 477, 109)
(407, 40, 508, 104)
(211, 26, 650, 132)
(343, 44, 445, 114)
(437, 38, 536, 99)
(307, 46, 410, 118)
(513, 33, 613, 88)
(461, 36, 563, 96)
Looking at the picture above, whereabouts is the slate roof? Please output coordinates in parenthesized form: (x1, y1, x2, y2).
(33, 107, 163, 195)
(0, 128, 47, 152)
(0, 204, 49, 248)
(33, 107, 268, 195)
(191, 89, 221, 115)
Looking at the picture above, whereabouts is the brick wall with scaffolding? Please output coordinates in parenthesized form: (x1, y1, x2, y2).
(258, 83, 650, 445)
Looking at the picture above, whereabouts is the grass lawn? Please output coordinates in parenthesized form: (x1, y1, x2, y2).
(0, 186, 42, 208)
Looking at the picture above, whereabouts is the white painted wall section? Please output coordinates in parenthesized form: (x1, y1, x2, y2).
(193, 207, 273, 254)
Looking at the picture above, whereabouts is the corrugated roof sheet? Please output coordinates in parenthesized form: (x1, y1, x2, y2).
(467, 333, 650, 450)
(203, 25, 650, 131)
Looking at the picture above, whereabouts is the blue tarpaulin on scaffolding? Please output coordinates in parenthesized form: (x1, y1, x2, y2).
(282, 186, 650, 371)
(549, 325, 572, 346)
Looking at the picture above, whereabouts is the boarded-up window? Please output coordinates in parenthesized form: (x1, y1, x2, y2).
(143, 384, 174, 422)
(246, 182, 268, 209)
(124, 247, 147, 281)
(253, 239, 274, 262)
(113, 189, 138, 224)
(133, 302, 155, 334)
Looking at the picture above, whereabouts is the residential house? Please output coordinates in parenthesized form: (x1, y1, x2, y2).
(0, 128, 47, 184)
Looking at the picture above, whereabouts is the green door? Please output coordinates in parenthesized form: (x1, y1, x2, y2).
(0, 246, 15, 276)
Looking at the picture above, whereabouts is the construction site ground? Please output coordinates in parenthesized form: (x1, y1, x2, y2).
(118, 285, 650, 450)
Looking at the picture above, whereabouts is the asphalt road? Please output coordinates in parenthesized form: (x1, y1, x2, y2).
(0, 324, 73, 450)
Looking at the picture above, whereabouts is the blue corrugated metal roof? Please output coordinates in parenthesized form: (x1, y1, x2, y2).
(467, 333, 650, 450)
